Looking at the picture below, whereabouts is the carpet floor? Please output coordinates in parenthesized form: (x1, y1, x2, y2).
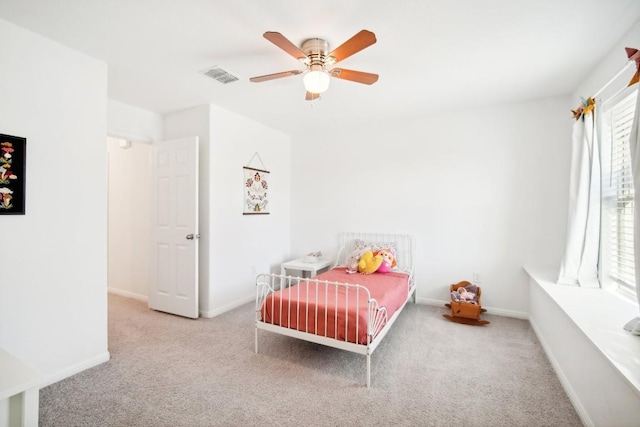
(39, 294, 582, 426)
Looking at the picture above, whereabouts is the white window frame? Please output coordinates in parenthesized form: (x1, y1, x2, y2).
(600, 86, 638, 298)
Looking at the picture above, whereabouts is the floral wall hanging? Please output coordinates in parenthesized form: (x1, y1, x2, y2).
(0, 133, 26, 215)
(243, 152, 270, 215)
(243, 166, 269, 214)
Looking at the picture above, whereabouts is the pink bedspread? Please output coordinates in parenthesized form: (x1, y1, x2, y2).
(260, 268, 410, 345)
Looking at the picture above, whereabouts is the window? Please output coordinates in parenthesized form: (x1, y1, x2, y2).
(601, 88, 638, 295)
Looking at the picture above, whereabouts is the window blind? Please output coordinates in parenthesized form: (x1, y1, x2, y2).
(606, 90, 638, 290)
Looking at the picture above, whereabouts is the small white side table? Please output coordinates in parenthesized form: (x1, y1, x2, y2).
(0, 348, 44, 427)
(280, 257, 333, 279)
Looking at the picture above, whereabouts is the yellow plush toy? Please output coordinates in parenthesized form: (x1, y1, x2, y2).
(358, 250, 384, 274)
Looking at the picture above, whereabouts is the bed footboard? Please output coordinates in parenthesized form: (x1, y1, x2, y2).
(255, 274, 385, 347)
(255, 273, 394, 387)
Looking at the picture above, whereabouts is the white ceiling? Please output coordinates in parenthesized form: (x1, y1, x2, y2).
(1, 0, 640, 135)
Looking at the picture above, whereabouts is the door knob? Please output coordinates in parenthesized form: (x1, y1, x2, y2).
(186, 234, 199, 240)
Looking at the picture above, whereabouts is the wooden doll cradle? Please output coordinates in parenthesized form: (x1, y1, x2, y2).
(443, 281, 490, 326)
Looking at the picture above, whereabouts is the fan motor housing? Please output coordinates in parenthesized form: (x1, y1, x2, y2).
(301, 38, 333, 66)
(301, 38, 329, 56)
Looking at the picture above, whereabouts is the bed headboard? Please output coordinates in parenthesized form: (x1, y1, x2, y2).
(334, 232, 416, 277)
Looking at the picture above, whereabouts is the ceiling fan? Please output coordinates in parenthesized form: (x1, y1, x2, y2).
(249, 30, 379, 100)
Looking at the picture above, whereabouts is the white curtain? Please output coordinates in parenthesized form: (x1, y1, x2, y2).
(558, 111, 601, 287)
(628, 88, 640, 310)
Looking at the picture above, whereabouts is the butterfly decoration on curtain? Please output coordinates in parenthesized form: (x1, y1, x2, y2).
(571, 97, 596, 121)
(626, 47, 640, 87)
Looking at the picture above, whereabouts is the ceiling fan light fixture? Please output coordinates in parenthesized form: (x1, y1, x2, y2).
(303, 70, 330, 94)
(251, 30, 378, 99)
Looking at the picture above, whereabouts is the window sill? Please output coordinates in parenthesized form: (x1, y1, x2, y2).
(524, 266, 640, 396)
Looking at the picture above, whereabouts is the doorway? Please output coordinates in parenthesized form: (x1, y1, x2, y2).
(106, 136, 152, 301)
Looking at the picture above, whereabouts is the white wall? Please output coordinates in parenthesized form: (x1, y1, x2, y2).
(107, 137, 152, 301)
(107, 99, 163, 143)
(0, 18, 109, 381)
(208, 104, 291, 315)
(573, 19, 640, 105)
(290, 96, 571, 317)
(164, 104, 291, 317)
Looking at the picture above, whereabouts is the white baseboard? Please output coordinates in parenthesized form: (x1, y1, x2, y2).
(39, 351, 110, 389)
(108, 287, 148, 302)
(416, 297, 529, 319)
(107, 287, 252, 320)
(200, 294, 254, 318)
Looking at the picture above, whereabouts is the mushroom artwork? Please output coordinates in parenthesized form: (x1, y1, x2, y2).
(0, 187, 13, 208)
(0, 137, 23, 214)
(0, 166, 17, 184)
(0, 141, 16, 185)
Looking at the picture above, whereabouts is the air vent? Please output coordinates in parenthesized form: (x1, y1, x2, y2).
(201, 66, 239, 84)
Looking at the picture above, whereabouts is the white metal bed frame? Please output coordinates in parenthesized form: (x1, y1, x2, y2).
(255, 232, 416, 387)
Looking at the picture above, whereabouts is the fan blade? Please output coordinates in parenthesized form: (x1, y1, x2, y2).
(328, 30, 377, 64)
(305, 92, 320, 101)
(263, 32, 308, 61)
(330, 68, 379, 85)
(250, 70, 303, 83)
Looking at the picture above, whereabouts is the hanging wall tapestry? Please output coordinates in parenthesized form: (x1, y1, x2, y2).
(0, 133, 26, 215)
(243, 166, 270, 214)
(243, 155, 270, 215)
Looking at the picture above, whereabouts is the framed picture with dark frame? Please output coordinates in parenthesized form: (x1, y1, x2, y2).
(0, 133, 26, 215)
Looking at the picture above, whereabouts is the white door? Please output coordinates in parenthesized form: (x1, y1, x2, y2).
(149, 137, 199, 318)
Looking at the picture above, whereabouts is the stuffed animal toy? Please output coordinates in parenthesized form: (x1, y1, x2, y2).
(457, 286, 477, 302)
(464, 283, 478, 295)
(374, 249, 397, 273)
(345, 248, 367, 274)
(358, 250, 384, 274)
